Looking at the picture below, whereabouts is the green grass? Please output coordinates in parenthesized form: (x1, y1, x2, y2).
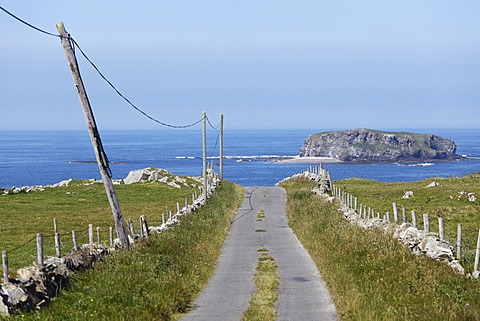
(333, 173, 480, 265)
(3, 180, 244, 320)
(0, 179, 199, 271)
(281, 178, 480, 321)
(242, 250, 279, 321)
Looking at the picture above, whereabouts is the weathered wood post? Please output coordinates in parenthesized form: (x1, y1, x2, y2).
(2, 251, 9, 284)
(54, 233, 61, 257)
(128, 219, 135, 236)
(456, 224, 462, 261)
(402, 206, 406, 223)
(96, 227, 101, 244)
(72, 230, 78, 251)
(109, 227, 114, 247)
(411, 210, 417, 228)
(423, 214, 430, 233)
(37, 233, 44, 266)
(474, 228, 480, 274)
(393, 202, 398, 223)
(438, 218, 444, 241)
(139, 217, 144, 238)
(143, 215, 149, 237)
(386, 212, 390, 222)
(202, 111, 207, 202)
(219, 113, 224, 181)
(56, 22, 130, 249)
(53, 218, 58, 234)
(88, 224, 94, 246)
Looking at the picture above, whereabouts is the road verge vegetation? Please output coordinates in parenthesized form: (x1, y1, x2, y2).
(5, 180, 243, 320)
(281, 178, 479, 320)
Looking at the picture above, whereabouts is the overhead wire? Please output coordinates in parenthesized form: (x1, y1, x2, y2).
(0, 5, 60, 38)
(0, 4, 205, 129)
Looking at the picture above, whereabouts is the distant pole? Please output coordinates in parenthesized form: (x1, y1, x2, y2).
(202, 112, 207, 201)
(56, 22, 130, 249)
(219, 113, 224, 181)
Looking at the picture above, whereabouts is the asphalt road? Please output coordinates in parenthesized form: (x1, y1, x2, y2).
(180, 186, 338, 321)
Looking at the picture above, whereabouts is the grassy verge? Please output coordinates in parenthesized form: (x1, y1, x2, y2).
(333, 173, 480, 250)
(0, 177, 200, 270)
(6, 180, 244, 320)
(281, 178, 480, 321)
(242, 250, 279, 321)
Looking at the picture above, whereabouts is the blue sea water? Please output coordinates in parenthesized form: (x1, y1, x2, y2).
(0, 129, 479, 189)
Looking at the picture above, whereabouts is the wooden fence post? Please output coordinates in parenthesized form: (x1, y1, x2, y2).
(54, 218, 58, 234)
(89, 224, 94, 245)
(2, 251, 9, 284)
(474, 228, 480, 274)
(109, 227, 114, 247)
(139, 217, 144, 238)
(54, 233, 61, 257)
(456, 224, 462, 261)
(96, 227, 101, 244)
(37, 233, 44, 266)
(386, 212, 390, 222)
(402, 206, 406, 223)
(423, 214, 430, 233)
(143, 215, 149, 236)
(438, 218, 444, 241)
(72, 230, 78, 251)
(393, 202, 398, 223)
(128, 219, 135, 236)
(411, 210, 417, 228)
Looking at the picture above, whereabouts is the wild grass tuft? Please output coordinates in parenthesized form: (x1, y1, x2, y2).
(242, 251, 279, 321)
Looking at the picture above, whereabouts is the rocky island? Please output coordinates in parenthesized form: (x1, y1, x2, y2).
(299, 129, 459, 162)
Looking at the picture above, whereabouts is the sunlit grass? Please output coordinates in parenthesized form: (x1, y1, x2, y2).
(242, 250, 279, 321)
(3, 181, 244, 320)
(281, 178, 480, 321)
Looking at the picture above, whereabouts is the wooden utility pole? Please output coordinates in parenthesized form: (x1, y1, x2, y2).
(56, 22, 130, 249)
(219, 113, 224, 181)
(202, 112, 207, 201)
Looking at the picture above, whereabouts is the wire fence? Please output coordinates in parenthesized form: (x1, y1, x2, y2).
(303, 165, 480, 275)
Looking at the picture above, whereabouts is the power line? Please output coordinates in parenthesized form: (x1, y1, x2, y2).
(210, 130, 220, 158)
(70, 38, 204, 129)
(206, 115, 220, 129)
(0, 5, 59, 38)
(1, 5, 205, 129)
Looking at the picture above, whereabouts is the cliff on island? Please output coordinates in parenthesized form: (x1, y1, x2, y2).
(299, 128, 458, 162)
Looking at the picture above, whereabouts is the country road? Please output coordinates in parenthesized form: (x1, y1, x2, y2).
(180, 186, 338, 321)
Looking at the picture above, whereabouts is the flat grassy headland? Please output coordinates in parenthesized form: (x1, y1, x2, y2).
(1, 178, 244, 320)
(281, 177, 480, 320)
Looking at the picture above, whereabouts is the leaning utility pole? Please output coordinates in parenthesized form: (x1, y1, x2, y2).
(56, 22, 130, 249)
(219, 113, 224, 181)
(202, 112, 207, 201)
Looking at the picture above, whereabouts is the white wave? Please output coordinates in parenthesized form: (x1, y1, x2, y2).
(397, 162, 434, 167)
(175, 156, 196, 159)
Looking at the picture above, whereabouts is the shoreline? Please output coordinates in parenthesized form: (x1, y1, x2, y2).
(276, 156, 343, 164)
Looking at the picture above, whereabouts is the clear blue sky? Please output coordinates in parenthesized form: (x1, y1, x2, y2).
(1, 1, 479, 131)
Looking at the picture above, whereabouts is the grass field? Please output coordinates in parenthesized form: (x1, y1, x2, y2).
(0, 177, 200, 271)
(281, 177, 480, 320)
(333, 173, 480, 268)
(1, 178, 244, 320)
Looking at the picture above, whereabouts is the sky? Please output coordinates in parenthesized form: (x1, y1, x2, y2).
(1, 1, 480, 131)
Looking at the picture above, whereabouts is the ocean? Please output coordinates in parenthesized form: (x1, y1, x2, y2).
(1, 129, 479, 189)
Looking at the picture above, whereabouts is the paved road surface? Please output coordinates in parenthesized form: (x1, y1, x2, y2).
(180, 186, 337, 321)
